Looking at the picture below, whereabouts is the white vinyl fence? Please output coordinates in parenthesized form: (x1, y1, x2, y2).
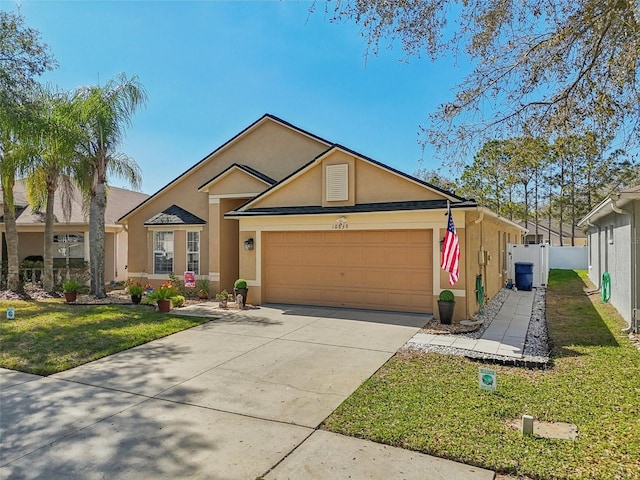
(508, 244, 588, 287)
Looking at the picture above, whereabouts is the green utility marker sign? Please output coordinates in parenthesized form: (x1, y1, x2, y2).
(479, 368, 496, 391)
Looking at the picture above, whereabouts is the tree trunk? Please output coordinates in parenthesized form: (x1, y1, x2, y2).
(2, 176, 19, 291)
(42, 185, 56, 292)
(559, 158, 565, 246)
(89, 182, 107, 297)
(534, 171, 539, 243)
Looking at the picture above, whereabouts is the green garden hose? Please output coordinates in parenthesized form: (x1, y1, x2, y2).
(601, 272, 611, 303)
(476, 274, 485, 307)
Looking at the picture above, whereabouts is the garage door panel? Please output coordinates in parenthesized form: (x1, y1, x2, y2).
(263, 230, 433, 313)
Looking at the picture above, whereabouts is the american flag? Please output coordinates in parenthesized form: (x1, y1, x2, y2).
(441, 202, 460, 286)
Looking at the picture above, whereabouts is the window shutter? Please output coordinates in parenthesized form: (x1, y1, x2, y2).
(326, 164, 349, 201)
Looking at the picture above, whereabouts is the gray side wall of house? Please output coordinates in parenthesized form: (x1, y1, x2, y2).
(587, 208, 633, 326)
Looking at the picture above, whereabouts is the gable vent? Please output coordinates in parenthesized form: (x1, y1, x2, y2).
(326, 164, 349, 202)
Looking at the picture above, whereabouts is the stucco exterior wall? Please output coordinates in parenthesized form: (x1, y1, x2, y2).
(104, 232, 115, 283)
(255, 164, 323, 209)
(219, 198, 245, 293)
(354, 160, 444, 203)
(250, 151, 448, 211)
(123, 119, 329, 281)
(586, 209, 633, 325)
(205, 169, 271, 196)
(464, 211, 523, 319)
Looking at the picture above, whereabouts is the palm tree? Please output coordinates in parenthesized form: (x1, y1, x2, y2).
(0, 140, 21, 291)
(73, 73, 146, 297)
(25, 86, 79, 292)
(0, 101, 38, 291)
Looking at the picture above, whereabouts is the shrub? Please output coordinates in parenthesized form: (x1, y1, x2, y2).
(215, 289, 230, 301)
(61, 278, 81, 293)
(147, 281, 179, 301)
(234, 279, 247, 289)
(171, 295, 185, 308)
(126, 281, 145, 296)
(197, 278, 210, 294)
(438, 290, 455, 302)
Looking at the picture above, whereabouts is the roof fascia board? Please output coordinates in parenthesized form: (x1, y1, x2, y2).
(477, 206, 528, 233)
(225, 203, 481, 220)
(197, 164, 273, 192)
(578, 196, 613, 226)
(209, 193, 262, 200)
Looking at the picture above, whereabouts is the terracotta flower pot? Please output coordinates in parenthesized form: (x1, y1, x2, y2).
(157, 299, 171, 313)
(64, 292, 77, 303)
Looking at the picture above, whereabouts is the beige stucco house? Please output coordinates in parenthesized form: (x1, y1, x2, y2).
(119, 114, 525, 321)
(0, 180, 149, 283)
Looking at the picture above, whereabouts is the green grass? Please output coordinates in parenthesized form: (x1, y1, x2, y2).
(323, 269, 640, 479)
(0, 300, 210, 375)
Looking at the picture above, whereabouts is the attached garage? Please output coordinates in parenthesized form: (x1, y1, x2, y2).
(262, 229, 433, 313)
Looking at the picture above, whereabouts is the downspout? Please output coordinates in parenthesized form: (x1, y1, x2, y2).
(611, 194, 636, 333)
(585, 219, 601, 289)
(474, 209, 486, 311)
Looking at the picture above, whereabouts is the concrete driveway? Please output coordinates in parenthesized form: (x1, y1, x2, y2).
(1, 305, 494, 479)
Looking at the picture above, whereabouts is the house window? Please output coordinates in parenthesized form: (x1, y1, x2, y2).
(186, 231, 200, 274)
(609, 225, 614, 244)
(53, 233, 84, 259)
(326, 164, 349, 201)
(153, 231, 174, 274)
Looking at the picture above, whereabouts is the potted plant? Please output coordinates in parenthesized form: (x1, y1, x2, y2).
(196, 278, 210, 300)
(233, 279, 248, 308)
(146, 281, 178, 313)
(127, 281, 145, 304)
(62, 278, 81, 303)
(215, 290, 229, 308)
(437, 289, 455, 325)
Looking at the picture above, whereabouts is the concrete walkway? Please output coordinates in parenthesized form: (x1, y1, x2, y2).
(409, 290, 534, 359)
(0, 305, 494, 480)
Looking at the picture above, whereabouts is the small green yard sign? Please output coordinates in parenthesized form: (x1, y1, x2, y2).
(6, 307, 15, 320)
(479, 367, 496, 391)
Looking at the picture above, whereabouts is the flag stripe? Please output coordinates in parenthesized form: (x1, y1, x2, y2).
(440, 205, 460, 286)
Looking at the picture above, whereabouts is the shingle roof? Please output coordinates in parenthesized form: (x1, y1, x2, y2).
(517, 220, 586, 238)
(0, 180, 149, 225)
(144, 205, 206, 225)
(226, 199, 477, 217)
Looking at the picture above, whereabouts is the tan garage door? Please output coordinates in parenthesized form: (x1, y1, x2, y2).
(263, 229, 433, 313)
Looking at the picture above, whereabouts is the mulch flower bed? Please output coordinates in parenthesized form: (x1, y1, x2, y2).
(420, 317, 482, 335)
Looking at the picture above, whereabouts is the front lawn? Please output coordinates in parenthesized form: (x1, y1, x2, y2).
(323, 270, 640, 479)
(0, 300, 210, 375)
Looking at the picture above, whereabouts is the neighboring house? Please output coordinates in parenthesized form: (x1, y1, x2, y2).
(119, 114, 525, 321)
(578, 186, 640, 333)
(519, 220, 587, 246)
(0, 180, 149, 283)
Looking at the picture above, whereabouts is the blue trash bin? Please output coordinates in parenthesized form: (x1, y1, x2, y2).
(514, 262, 534, 291)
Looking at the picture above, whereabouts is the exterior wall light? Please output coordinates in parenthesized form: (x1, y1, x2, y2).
(244, 237, 254, 251)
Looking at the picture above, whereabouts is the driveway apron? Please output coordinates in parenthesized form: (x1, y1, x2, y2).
(0, 305, 443, 479)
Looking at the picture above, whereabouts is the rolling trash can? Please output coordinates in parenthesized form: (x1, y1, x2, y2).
(514, 262, 534, 291)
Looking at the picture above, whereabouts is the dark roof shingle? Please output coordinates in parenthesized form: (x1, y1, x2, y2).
(144, 205, 206, 225)
(226, 199, 477, 217)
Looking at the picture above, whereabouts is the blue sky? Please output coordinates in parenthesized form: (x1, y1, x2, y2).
(7, 0, 468, 195)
